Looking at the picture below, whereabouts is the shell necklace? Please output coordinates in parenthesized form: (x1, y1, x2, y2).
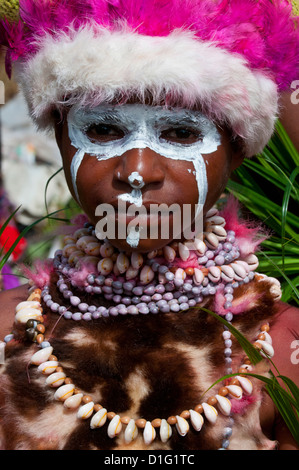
(4, 207, 277, 448)
(9, 287, 274, 448)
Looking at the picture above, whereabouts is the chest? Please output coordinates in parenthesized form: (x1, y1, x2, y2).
(0, 306, 276, 450)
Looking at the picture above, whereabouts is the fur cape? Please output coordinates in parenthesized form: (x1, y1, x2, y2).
(0, 271, 279, 450)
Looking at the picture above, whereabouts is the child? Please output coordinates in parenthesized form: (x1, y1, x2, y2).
(0, 0, 298, 450)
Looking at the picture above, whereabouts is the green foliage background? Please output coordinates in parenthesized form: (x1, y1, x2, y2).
(227, 121, 299, 307)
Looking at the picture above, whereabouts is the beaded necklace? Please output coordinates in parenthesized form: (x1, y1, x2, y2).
(3, 207, 277, 449)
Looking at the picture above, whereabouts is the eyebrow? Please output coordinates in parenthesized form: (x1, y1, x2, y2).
(155, 115, 201, 127)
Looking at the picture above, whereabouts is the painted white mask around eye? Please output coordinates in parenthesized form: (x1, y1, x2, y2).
(67, 103, 221, 207)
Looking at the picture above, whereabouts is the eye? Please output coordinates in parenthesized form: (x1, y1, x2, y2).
(86, 124, 125, 142)
(160, 128, 203, 144)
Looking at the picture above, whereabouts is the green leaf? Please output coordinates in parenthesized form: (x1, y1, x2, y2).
(44, 166, 64, 215)
(0, 208, 67, 271)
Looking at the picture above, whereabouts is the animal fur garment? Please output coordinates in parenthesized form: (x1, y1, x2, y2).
(0, 276, 279, 450)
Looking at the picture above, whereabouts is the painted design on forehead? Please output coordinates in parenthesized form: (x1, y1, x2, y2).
(67, 104, 221, 208)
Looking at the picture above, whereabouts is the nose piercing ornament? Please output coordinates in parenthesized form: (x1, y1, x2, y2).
(128, 172, 145, 189)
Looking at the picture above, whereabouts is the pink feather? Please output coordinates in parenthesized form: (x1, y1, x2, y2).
(0, 0, 298, 90)
(20, 259, 54, 289)
(219, 196, 268, 257)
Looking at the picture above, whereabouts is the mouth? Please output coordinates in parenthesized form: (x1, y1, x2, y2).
(98, 200, 179, 241)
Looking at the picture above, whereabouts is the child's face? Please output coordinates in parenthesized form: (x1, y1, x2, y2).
(55, 102, 242, 253)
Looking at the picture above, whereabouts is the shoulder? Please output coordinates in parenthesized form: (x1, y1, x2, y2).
(268, 301, 299, 449)
(0, 284, 29, 340)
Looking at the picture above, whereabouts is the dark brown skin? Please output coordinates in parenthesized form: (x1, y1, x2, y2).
(55, 111, 242, 254)
(1, 95, 298, 449)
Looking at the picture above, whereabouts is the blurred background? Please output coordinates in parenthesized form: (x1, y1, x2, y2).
(0, 51, 77, 290)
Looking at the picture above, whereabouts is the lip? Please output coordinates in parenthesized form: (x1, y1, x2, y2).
(102, 200, 176, 231)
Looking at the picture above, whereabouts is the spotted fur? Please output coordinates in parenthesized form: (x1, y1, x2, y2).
(0, 276, 278, 450)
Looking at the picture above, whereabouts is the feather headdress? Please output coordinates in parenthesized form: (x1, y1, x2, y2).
(0, 0, 298, 157)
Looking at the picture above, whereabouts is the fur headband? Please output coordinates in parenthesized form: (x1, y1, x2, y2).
(0, 0, 298, 157)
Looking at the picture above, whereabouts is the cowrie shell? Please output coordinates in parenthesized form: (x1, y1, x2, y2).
(77, 401, 94, 420)
(46, 371, 66, 388)
(189, 409, 204, 431)
(231, 262, 247, 280)
(160, 419, 172, 443)
(16, 301, 40, 312)
(97, 258, 113, 275)
(131, 252, 144, 269)
(235, 260, 250, 273)
(202, 403, 218, 423)
(178, 243, 190, 261)
(175, 415, 189, 436)
(244, 254, 259, 271)
(100, 242, 114, 258)
(64, 393, 83, 409)
(15, 308, 41, 324)
(90, 408, 108, 429)
(107, 414, 122, 438)
(205, 208, 218, 218)
(206, 215, 226, 226)
(193, 238, 206, 254)
(76, 235, 97, 251)
(256, 340, 274, 358)
(68, 250, 84, 265)
(85, 242, 101, 256)
(174, 268, 186, 281)
(124, 419, 138, 443)
(204, 232, 219, 248)
(208, 266, 221, 283)
(221, 265, 235, 282)
(54, 383, 75, 401)
(226, 385, 243, 400)
(163, 246, 176, 262)
(37, 361, 59, 375)
(62, 244, 78, 257)
(147, 250, 157, 259)
(193, 268, 204, 285)
(216, 395, 232, 416)
(236, 376, 253, 395)
(63, 235, 76, 245)
(211, 225, 227, 238)
(262, 331, 272, 345)
(143, 421, 156, 445)
(73, 228, 89, 239)
(116, 253, 130, 274)
(140, 265, 155, 285)
(125, 266, 139, 280)
(30, 346, 53, 365)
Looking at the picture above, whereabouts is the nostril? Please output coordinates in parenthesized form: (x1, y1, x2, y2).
(128, 171, 145, 189)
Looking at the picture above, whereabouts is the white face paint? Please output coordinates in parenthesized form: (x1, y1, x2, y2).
(67, 104, 221, 245)
(118, 171, 144, 208)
